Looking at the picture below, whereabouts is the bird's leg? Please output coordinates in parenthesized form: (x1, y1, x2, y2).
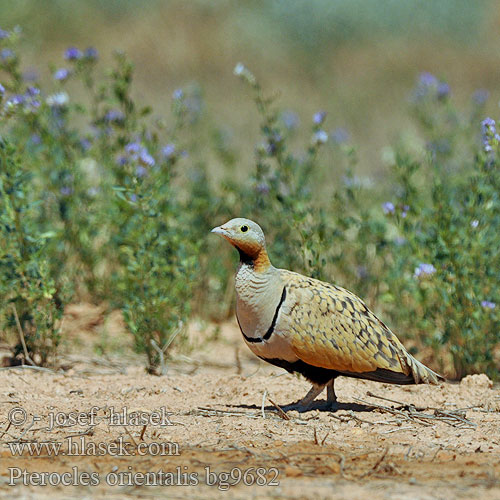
(298, 384, 325, 406)
(327, 378, 337, 404)
(284, 384, 326, 411)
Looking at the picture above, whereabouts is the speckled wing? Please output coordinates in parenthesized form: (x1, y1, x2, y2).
(279, 269, 441, 384)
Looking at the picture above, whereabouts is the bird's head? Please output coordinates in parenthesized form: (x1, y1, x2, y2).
(211, 218, 271, 271)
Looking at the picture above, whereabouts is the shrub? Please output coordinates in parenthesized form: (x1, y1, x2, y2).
(0, 139, 65, 365)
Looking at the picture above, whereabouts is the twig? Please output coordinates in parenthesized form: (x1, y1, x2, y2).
(321, 431, 330, 446)
(359, 447, 389, 478)
(268, 398, 290, 420)
(192, 407, 260, 419)
(17, 418, 37, 441)
(358, 395, 477, 429)
(122, 425, 138, 447)
(261, 390, 268, 419)
(380, 426, 414, 434)
(150, 340, 166, 376)
(65, 426, 95, 438)
(330, 412, 375, 426)
(140, 424, 147, 441)
(0, 364, 55, 373)
(353, 397, 430, 426)
(11, 304, 36, 366)
(366, 391, 415, 408)
(150, 322, 183, 376)
(0, 421, 12, 440)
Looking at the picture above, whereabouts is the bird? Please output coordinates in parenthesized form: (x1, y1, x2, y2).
(211, 217, 444, 410)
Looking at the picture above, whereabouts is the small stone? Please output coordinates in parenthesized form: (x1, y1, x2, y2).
(460, 374, 493, 389)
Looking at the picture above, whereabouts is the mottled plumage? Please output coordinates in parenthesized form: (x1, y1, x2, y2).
(212, 218, 443, 409)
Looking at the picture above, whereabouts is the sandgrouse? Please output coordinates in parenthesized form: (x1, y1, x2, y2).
(212, 217, 443, 410)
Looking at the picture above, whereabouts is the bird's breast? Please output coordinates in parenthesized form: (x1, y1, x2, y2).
(234, 263, 298, 362)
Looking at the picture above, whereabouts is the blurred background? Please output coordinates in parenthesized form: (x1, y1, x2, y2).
(1, 0, 498, 378)
(3, 0, 500, 175)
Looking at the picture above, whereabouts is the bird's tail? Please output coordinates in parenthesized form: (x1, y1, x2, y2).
(403, 352, 444, 384)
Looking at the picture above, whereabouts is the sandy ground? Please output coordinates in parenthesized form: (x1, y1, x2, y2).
(0, 305, 499, 499)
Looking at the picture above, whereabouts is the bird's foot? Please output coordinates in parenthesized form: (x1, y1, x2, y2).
(279, 401, 314, 413)
(279, 398, 339, 413)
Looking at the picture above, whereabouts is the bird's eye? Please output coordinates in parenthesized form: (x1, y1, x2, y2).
(241, 225, 249, 232)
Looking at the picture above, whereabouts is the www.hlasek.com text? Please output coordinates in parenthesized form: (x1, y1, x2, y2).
(7, 436, 180, 457)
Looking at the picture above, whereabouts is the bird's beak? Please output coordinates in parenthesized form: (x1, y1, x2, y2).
(211, 225, 229, 237)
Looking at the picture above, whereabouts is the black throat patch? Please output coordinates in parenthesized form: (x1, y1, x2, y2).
(237, 247, 254, 267)
(238, 287, 287, 343)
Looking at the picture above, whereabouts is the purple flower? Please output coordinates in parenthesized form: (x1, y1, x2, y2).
(481, 117, 496, 153)
(437, 82, 450, 100)
(481, 300, 496, 310)
(0, 83, 4, 96)
(419, 72, 438, 87)
(233, 62, 256, 85)
(312, 129, 328, 145)
(414, 263, 436, 278)
(116, 155, 128, 166)
(330, 127, 350, 144)
(65, 47, 82, 60)
(80, 138, 91, 151)
(125, 142, 142, 155)
(265, 133, 282, 155)
(104, 109, 125, 123)
(382, 202, 395, 215)
(401, 205, 410, 218)
(26, 86, 40, 97)
(473, 89, 489, 106)
(313, 111, 327, 125)
(139, 150, 155, 167)
(0, 48, 14, 61)
(471, 219, 479, 228)
(161, 143, 176, 158)
(10, 94, 25, 105)
(234, 63, 245, 76)
(27, 99, 41, 111)
(84, 47, 98, 60)
(135, 165, 148, 177)
(172, 88, 184, 100)
(481, 117, 495, 134)
(412, 72, 450, 102)
(60, 186, 73, 196)
(0, 29, 9, 40)
(130, 194, 137, 203)
(30, 134, 42, 145)
(281, 110, 300, 130)
(54, 68, 70, 81)
(46, 91, 69, 107)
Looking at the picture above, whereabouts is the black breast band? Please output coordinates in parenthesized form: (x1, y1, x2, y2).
(238, 287, 287, 343)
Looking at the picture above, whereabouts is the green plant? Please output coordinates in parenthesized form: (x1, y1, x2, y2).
(0, 139, 65, 365)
